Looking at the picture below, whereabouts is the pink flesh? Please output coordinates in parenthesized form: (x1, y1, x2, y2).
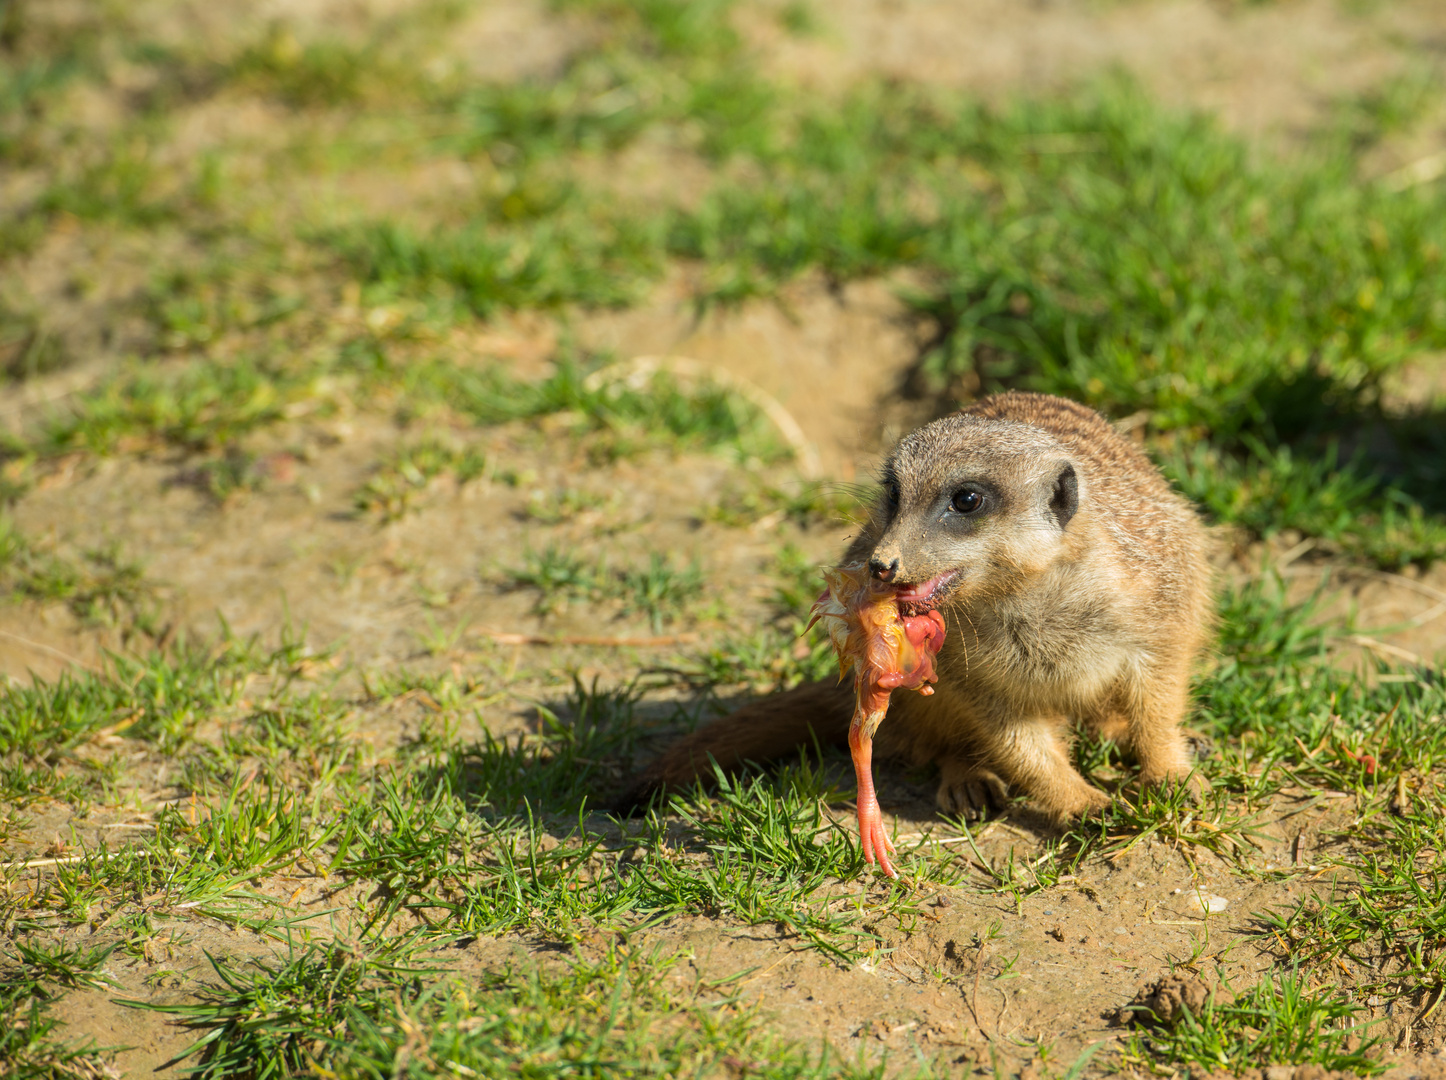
(847, 607, 946, 877)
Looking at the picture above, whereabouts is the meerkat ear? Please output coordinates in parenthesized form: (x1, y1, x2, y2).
(1049, 462, 1078, 530)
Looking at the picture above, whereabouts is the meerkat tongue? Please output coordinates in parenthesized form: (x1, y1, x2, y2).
(809, 567, 946, 879)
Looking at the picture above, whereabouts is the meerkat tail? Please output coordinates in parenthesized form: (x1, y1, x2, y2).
(609, 679, 853, 814)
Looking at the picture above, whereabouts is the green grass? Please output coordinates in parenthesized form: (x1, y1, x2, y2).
(0, 517, 154, 628)
(503, 545, 599, 616)
(378, 355, 791, 465)
(0, 625, 326, 765)
(1, 643, 919, 961)
(29, 354, 307, 457)
(230, 27, 386, 109)
(503, 547, 706, 630)
(121, 937, 440, 1080)
(190, 446, 271, 504)
(336, 213, 664, 317)
(329, 747, 947, 956)
(705, 480, 863, 532)
(144, 261, 307, 354)
(615, 554, 707, 632)
(662, 77, 1446, 561)
(440, 675, 650, 816)
(56, 777, 338, 913)
(36, 135, 179, 227)
(1121, 968, 1382, 1077)
(0, 555, 1438, 1077)
(0, 1, 110, 168)
(5, 938, 117, 993)
(131, 936, 899, 1080)
(653, 764, 961, 958)
(1258, 800, 1446, 999)
(519, 485, 613, 525)
(354, 437, 488, 521)
(0, 939, 120, 1080)
(0, 300, 66, 382)
(685, 620, 838, 692)
(1164, 438, 1446, 570)
(769, 541, 828, 619)
(6, 351, 788, 480)
(1197, 578, 1446, 799)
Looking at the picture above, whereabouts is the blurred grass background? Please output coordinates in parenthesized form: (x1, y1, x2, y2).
(3, 0, 1445, 570)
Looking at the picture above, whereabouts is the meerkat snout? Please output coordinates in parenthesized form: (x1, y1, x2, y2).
(868, 555, 899, 582)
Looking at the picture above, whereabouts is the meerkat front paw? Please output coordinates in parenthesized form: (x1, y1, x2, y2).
(1053, 783, 1112, 822)
(935, 762, 1009, 821)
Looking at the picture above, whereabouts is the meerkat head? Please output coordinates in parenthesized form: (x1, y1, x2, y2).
(866, 414, 1083, 611)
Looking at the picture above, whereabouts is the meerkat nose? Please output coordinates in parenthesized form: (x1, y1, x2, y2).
(868, 556, 899, 582)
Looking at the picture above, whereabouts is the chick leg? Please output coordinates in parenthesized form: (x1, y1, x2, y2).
(848, 722, 895, 878)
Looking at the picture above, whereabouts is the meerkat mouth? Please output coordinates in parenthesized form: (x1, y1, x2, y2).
(893, 570, 959, 616)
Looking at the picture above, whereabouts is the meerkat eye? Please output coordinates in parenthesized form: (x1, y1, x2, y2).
(951, 489, 985, 514)
(884, 480, 901, 508)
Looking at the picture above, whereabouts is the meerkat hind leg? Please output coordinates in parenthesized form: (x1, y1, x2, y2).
(935, 758, 1009, 821)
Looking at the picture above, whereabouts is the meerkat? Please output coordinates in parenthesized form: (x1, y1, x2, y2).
(617, 391, 1213, 824)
